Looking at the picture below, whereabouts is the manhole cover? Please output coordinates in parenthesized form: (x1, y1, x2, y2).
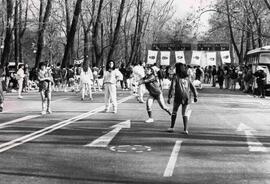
(109, 145, 152, 153)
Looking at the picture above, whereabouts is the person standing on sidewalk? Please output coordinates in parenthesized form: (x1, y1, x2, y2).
(16, 64, 25, 99)
(38, 62, 53, 115)
(138, 66, 171, 123)
(167, 63, 198, 134)
(103, 60, 121, 113)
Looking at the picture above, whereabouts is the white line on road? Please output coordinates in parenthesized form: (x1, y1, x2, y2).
(85, 120, 131, 147)
(0, 115, 40, 129)
(163, 140, 182, 177)
(237, 123, 268, 152)
(0, 95, 134, 153)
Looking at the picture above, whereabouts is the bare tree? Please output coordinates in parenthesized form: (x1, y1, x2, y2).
(107, 0, 126, 62)
(61, 0, 83, 68)
(1, 0, 14, 67)
(34, 0, 53, 68)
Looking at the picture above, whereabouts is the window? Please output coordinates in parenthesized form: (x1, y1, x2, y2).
(260, 53, 270, 64)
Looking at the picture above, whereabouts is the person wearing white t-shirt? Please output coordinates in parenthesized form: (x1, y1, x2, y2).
(103, 60, 121, 113)
(80, 64, 93, 100)
(16, 64, 25, 99)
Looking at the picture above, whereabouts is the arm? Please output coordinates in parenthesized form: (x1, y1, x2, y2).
(167, 77, 175, 104)
(140, 74, 156, 84)
(189, 80, 198, 102)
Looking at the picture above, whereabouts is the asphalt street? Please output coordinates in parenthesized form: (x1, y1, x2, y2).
(0, 86, 269, 184)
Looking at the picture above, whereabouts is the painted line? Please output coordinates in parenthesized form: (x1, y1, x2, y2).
(0, 115, 40, 129)
(237, 123, 268, 153)
(85, 120, 131, 148)
(52, 97, 71, 103)
(0, 95, 133, 153)
(163, 140, 182, 177)
(244, 130, 268, 152)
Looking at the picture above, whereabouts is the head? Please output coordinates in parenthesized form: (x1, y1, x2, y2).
(175, 63, 188, 78)
(82, 63, 89, 72)
(106, 60, 115, 71)
(145, 66, 154, 76)
(39, 62, 47, 70)
(18, 64, 24, 69)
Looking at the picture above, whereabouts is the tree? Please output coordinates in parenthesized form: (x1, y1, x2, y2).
(107, 0, 126, 62)
(61, 0, 83, 68)
(34, 0, 53, 68)
(1, 0, 14, 67)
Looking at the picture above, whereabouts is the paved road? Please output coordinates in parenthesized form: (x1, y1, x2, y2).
(0, 87, 269, 184)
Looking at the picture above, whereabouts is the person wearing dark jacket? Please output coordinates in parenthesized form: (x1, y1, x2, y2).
(217, 66, 224, 89)
(254, 66, 267, 98)
(139, 66, 171, 123)
(167, 63, 198, 134)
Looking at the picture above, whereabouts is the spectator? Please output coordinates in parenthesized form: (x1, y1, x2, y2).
(16, 64, 25, 99)
(254, 66, 266, 98)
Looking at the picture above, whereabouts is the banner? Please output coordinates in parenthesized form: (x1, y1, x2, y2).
(191, 51, 202, 66)
(206, 52, 216, 66)
(220, 51, 231, 64)
(147, 50, 158, 65)
(175, 51, 186, 64)
(160, 51, 170, 65)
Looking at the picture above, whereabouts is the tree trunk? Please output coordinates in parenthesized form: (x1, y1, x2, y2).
(64, 0, 73, 67)
(1, 0, 14, 67)
(14, 0, 19, 68)
(19, 0, 29, 64)
(34, 0, 53, 68)
(263, 0, 270, 10)
(92, 0, 104, 67)
(107, 0, 126, 62)
(61, 0, 83, 68)
(225, 0, 241, 63)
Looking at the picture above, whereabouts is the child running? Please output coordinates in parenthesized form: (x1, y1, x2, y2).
(138, 66, 171, 123)
(167, 63, 198, 134)
(38, 62, 53, 115)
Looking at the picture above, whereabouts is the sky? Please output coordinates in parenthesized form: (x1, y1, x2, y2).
(172, 0, 217, 32)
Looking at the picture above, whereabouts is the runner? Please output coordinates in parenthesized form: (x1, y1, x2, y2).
(167, 63, 198, 134)
(138, 66, 171, 123)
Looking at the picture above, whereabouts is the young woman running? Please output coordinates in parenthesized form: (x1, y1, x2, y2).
(167, 63, 198, 134)
(139, 66, 171, 123)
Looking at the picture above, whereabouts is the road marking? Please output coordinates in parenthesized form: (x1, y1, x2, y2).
(85, 120, 131, 148)
(0, 115, 40, 129)
(0, 95, 134, 153)
(163, 140, 182, 177)
(237, 123, 268, 152)
(52, 97, 71, 103)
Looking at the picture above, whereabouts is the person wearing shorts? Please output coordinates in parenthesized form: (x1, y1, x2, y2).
(38, 62, 53, 115)
(139, 66, 171, 123)
(167, 63, 198, 134)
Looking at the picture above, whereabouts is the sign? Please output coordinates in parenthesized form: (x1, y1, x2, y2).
(220, 51, 231, 63)
(147, 50, 158, 65)
(175, 51, 186, 64)
(197, 43, 229, 51)
(191, 51, 202, 65)
(206, 52, 216, 66)
(160, 51, 170, 65)
(152, 43, 191, 51)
